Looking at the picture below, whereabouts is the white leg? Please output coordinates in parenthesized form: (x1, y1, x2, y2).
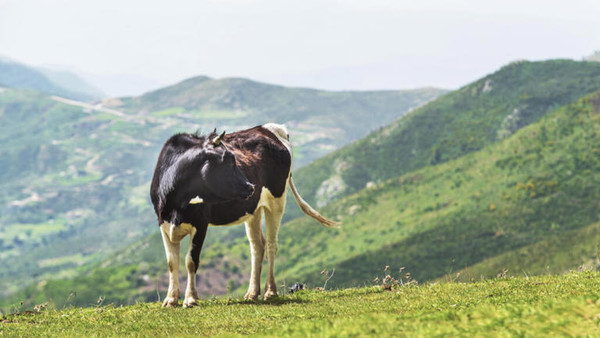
(244, 211, 264, 300)
(264, 196, 285, 299)
(183, 228, 198, 307)
(160, 223, 180, 307)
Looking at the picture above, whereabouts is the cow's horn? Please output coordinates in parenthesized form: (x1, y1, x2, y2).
(212, 131, 226, 145)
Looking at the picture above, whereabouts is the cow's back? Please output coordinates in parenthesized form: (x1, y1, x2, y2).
(225, 125, 292, 198)
(207, 125, 292, 225)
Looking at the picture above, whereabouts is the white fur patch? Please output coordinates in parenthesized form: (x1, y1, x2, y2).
(161, 221, 195, 243)
(257, 186, 279, 211)
(208, 186, 282, 227)
(189, 196, 204, 204)
(263, 123, 291, 154)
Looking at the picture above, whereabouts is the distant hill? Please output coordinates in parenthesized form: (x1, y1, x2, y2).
(6, 59, 600, 308)
(0, 60, 102, 101)
(107, 75, 447, 167)
(38, 67, 106, 100)
(0, 78, 444, 301)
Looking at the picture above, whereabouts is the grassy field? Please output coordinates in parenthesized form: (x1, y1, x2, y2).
(2, 272, 600, 336)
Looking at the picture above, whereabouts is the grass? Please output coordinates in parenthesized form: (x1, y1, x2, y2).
(0, 219, 66, 241)
(150, 106, 185, 117)
(38, 254, 86, 269)
(2, 272, 600, 336)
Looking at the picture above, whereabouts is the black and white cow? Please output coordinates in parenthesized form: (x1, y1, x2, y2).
(150, 123, 338, 307)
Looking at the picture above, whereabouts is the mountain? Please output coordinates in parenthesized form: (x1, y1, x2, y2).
(284, 60, 600, 220)
(5, 59, 600, 308)
(38, 68, 106, 100)
(0, 59, 102, 101)
(271, 89, 600, 287)
(0, 78, 444, 302)
(107, 75, 446, 167)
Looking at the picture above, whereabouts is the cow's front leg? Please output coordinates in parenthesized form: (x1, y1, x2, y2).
(160, 222, 181, 307)
(244, 212, 264, 300)
(264, 200, 284, 300)
(183, 224, 208, 308)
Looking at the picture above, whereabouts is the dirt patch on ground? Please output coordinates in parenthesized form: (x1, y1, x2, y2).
(139, 258, 247, 299)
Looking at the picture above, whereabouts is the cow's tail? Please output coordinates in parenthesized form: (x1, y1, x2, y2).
(288, 175, 340, 228)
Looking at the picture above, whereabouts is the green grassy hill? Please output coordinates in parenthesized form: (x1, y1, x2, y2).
(2, 272, 600, 336)
(287, 60, 600, 220)
(0, 79, 442, 303)
(5, 59, 600, 309)
(261, 88, 600, 289)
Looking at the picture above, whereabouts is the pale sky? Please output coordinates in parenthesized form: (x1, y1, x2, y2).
(1, 0, 599, 96)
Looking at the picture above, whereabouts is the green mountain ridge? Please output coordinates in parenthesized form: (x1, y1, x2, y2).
(5, 59, 600, 309)
(108, 75, 446, 167)
(286, 60, 600, 220)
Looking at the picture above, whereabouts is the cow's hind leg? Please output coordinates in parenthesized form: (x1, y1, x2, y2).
(160, 223, 181, 307)
(244, 211, 264, 300)
(183, 225, 208, 307)
(264, 196, 285, 299)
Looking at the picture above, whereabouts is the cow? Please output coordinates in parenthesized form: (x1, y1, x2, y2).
(150, 123, 339, 307)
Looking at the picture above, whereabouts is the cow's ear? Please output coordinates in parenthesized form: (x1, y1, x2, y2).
(211, 131, 226, 146)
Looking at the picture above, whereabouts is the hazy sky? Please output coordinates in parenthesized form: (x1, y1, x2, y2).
(1, 0, 599, 96)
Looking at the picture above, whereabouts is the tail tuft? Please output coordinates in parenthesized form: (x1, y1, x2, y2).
(288, 176, 340, 228)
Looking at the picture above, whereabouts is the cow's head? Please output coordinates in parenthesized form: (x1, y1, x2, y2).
(176, 131, 255, 206)
(153, 130, 256, 225)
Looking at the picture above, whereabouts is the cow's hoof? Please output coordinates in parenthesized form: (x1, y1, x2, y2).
(162, 297, 179, 307)
(263, 290, 278, 300)
(183, 298, 198, 308)
(244, 291, 260, 301)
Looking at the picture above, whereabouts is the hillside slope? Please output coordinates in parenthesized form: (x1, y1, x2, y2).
(7, 61, 600, 308)
(260, 89, 600, 289)
(287, 60, 600, 219)
(0, 81, 442, 301)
